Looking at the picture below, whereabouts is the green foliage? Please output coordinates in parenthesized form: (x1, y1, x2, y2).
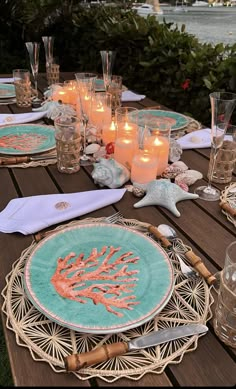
(0, 1, 236, 124)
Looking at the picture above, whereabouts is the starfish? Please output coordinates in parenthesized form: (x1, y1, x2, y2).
(133, 179, 199, 217)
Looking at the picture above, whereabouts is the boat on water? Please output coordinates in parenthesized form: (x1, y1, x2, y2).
(132, 1, 163, 16)
(192, 0, 209, 6)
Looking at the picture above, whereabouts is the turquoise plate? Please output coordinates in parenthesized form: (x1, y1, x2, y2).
(24, 223, 174, 334)
(0, 83, 15, 98)
(95, 78, 105, 91)
(0, 124, 55, 155)
(136, 109, 189, 131)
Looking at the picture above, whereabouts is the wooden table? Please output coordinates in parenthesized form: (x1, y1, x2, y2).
(0, 73, 235, 387)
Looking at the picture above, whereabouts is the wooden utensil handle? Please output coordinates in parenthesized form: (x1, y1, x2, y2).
(0, 156, 29, 165)
(64, 342, 128, 371)
(185, 250, 216, 285)
(148, 225, 172, 249)
(220, 201, 236, 217)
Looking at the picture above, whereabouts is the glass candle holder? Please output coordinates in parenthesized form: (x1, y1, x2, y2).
(90, 92, 112, 138)
(143, 120, 171, 176)
(114, 107, 139, 169)
(131, 149, 158, 185)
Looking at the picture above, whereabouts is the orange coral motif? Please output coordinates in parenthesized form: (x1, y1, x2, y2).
(0, 134, 47, 151)
(51, 246, 140, 317)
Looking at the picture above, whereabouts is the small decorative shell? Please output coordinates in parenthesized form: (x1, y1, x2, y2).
(91, 157, 130, 189)
(85, 143, 101, 155)
(162, 165, 186, 179)
(175, 181, 189, 192)
(171, 161, 188, 171)
(175, 170, 203, 186)
(132, 186, 145, 198)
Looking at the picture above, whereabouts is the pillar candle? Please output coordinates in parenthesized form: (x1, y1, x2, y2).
(131, 151, 158, 184)
(114, 137, 138, 170)
(144, 135, 169, 176)
(102, 120, 116, 145)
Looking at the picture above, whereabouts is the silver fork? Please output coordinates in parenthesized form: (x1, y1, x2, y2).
(104, 211, 123, 224)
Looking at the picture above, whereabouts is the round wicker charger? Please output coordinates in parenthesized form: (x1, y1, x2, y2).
(1, 217, 213, 383)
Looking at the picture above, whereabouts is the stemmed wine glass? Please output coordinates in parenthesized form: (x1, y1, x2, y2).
(75, 72, 97, 166)
(100, 50, 116, 92)
(194, 92, 236, 201)
(25, 42, 41, 104)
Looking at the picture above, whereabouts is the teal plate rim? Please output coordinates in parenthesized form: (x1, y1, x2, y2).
(0, 123, 55, 155)
(0, 83, 16, 98)
(23, 223, 175, 334)
(137, 109, 190, 131)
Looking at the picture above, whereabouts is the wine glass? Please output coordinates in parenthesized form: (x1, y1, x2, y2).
(194, 92, 236, 201)
(25, 42, 41, 104)
(75, 72, 97, 166)
(100, 50, 116, 92)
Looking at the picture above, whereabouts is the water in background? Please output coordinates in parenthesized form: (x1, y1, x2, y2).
(158, 6, 236, 45)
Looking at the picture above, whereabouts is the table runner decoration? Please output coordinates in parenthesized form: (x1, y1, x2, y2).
(220, 182, 236, 227)
(2, 217, 214, 383)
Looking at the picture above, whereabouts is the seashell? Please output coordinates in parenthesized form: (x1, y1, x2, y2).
(93, 146, 106, 160)
(91, 157, 130, 189)
(162, 165, 186, 179)
(171, 161, 188, 171)
(85, 143, 100, 155)
(87, 135, 97, 143)
(176, 180, 189, 192)
(175, 169, 203, 187)
(132, 186, 145, 198)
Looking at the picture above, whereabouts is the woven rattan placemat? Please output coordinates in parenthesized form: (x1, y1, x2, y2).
(1, 217, 213, 383)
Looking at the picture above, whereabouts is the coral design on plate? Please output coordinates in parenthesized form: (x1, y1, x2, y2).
(0, 133, 47, 151)
(51, 246, 140, 317)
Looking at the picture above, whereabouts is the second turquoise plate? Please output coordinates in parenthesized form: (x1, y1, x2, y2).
(137, 109, 189, 131)
(0, 83, 15, 98)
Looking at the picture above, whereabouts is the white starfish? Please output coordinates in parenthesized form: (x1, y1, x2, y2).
(134, 179, 199, 217)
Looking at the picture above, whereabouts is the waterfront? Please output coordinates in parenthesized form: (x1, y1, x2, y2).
(157, 6, 236, 45)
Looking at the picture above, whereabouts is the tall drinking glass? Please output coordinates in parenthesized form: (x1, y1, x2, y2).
(195, 92, 236, 201)
(42, 36, 54, 69)
(100, 50, 116, 92)
(25, 42, 41, 103)
(75, 72, 97, 166)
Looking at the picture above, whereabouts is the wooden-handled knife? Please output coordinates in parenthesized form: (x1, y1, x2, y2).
(64, 324, 208, 371)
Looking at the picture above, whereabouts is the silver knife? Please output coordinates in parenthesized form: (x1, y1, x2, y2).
(64, 323, 208, 371)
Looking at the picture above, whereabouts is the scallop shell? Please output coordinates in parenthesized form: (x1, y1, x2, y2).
(162, 165, 186, 179)
(171, 161, 188, 171)
(175, 170, 203, 186)
(85, 143, 101, 155)
(91, 157, 130, 189)
(176, 181, 189, 192)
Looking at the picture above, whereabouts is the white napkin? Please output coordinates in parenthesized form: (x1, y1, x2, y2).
(0, 188, 126, 234)
(0, 77, 14, 83)
(0, 112, 47, 127)
(177, 128, 233, 150)
(121, 90, 146, 102)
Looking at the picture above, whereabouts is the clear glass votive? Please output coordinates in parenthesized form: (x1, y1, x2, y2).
(13, 69, 32, 107)
(143, 120, 171, 176)
(131, 149, 158, 185)
(54, 116, 81, 174)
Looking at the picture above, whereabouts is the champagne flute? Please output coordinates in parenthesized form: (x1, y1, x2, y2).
(42, 36, 54, 70)
(25, 42, 41, 104)
(194, 92, 236, 201)
(100, 50, 116, 92)
(75, 72, 97, 166)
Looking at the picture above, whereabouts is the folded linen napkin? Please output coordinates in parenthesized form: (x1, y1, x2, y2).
(0, 77, 14, 83)
(0, 188, 126, 234)
(0, 112, 47, 127)
(177, 128, 233, 150)
(121, 90, 146, 102)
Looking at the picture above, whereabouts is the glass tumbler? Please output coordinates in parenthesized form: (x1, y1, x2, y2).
(54, 116, 81, 174)
(213, 240, 236, 348)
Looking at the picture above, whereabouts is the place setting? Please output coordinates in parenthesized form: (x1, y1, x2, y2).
(1, 211, 213, 382)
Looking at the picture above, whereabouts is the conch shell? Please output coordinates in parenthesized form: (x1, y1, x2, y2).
(91, 158, 130, 189)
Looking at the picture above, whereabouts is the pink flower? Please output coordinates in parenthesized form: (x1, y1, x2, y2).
(181, 79, 191, 90)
